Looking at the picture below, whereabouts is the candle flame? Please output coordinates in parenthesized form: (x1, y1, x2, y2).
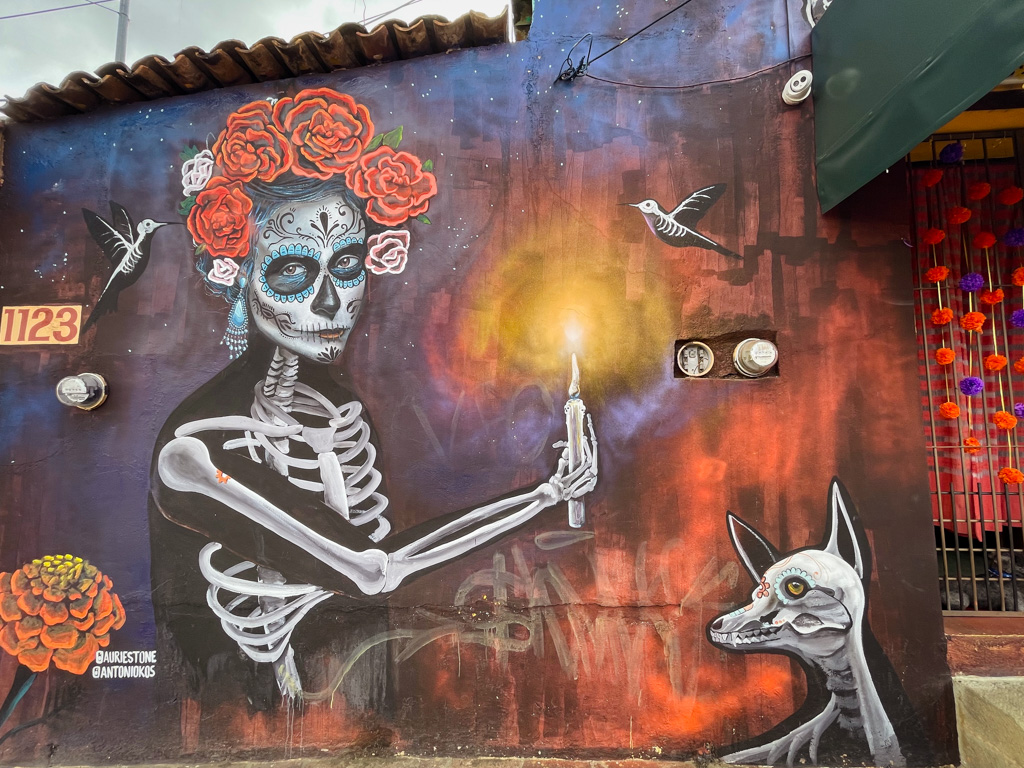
(568, 353, 580, 398)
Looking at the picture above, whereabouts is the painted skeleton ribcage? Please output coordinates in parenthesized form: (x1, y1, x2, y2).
(181, 380, 390, 666)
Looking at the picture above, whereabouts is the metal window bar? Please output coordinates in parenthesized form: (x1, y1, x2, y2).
(909, 130, 1024, 614)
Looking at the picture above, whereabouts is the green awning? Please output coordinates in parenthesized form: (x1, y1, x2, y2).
(813, 0, 1024, 212)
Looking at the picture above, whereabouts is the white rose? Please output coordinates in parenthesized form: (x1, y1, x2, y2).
(182, 149, 215, 197)
(207, 257, 240, 286)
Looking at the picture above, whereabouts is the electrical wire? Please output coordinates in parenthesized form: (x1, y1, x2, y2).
(0, 0, 115, 21)
(583, 53, 812, 91)
(358, 0, 425, 28)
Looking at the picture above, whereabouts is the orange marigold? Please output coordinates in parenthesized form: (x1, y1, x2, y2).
(993, 410, 1019, 430)
(0, 555, 125, 674)
(948, 206, 972, 225)
(1015, 357, 1024, 375)
(973, 232, 997, 249)
(997, 187, 1024, 206)
(964, 437, 982, 455)
(985, 354, 1008, 372)
(935, 348, 955, 365)
(1013, 267, 1024, 287)
(999, 467, 1024, 484)
(932, 307, 954, 326)
(924, 266, 950, 282)
(968, 182, 991, 200)
(980, 288, 1005, 305)
(921, 169, 944, 188)
(959, 311, 986, 331)
(938, 402, 961, 419)
(922, 228, 946, 246)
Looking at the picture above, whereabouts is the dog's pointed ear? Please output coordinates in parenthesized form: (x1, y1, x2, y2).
(823, 478, 864, 578)
(727, 512, 781, 583)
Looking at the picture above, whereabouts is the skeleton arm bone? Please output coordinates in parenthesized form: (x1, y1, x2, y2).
(157, 416, 598, 596)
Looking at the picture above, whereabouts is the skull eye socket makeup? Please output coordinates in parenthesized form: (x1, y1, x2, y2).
(783, 576, 809, 599)
(329, 249, 363, 281)
(263, 255, 320, 297)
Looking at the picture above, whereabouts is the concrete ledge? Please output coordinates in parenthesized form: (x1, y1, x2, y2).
(954, 675, 1024, 768)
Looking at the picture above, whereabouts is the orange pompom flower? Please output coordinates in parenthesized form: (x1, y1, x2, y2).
(959, 311, 986, 331)
(993, 410, 1018, 430)
(921, 169, 943, 188)
(0, 555, 125, 674)
(980, 288, 1005, 305)
(922, 228, 946, 246)
(948, 206, 972, 225)
(973, 232, 998, 249)
(997, 187, 1024, 206)
(964, 437, 982, 455)
(985, 354, 1008, 372)
(935, 348, 955, 365)
(999, 467, 1024, 485)
(938, 402, 961, 419)
(924, 266, 950, 282)
(931, 307, 954, 326)
(1015, 358, 1024, 375)
(968, 182, 991, 200)
(1013, 267, 1024, 287)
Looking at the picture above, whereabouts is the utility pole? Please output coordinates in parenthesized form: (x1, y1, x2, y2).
(114, 0, 130, 63)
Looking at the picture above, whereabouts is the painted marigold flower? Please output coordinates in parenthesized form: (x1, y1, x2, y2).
(964, 437, 982, 455)
(985, 354, 1008, 372)
(922, 228, 946, 246)
(186, 177, 253, 259)
(960, 272, 985, 292)
(959, 311, 986, 332)
(980, 288, 1005, 306)
(921, 169, 943, 187)
(212, 100, 291, 183)
(0, 555, 125, 674)
(935, 347, 955, 365)
(968, 182, 991, 200)
(924, 266, 950, 282)
(997, 186, 1024, 206)
(999, 467, 1024, 484)
(931, 307, 954, 326)
(973, 232, 997, 250)
(993, 410, 1018, 430)
(344, 145, 438, 226)
(938, 402, 960, 419)
(948, 206, 972, 225)
(272, 88, 374, 180)
(960, 376, 984, 396)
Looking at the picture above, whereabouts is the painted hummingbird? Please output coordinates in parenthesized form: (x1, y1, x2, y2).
(81, 202, 172, 333)
(629, 183, 740, 259)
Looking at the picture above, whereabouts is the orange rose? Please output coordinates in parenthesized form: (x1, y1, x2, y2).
(345, 146, 438, 226)
(187, 177, 253, 259)
(935, 348, 955, 365)
(924, 266, 949, 283)
(980, 289, 1005, 305)
(999, 467, 1024, 484)
(985, 354, 1008, 372)
(0, 555, 125, 674)
(964, 437, 982, 455)
(273, 88, 374, 180)
(213, 100, 291, 183)
(938, 402, 960, 419)
(993, 410, 1018, 430)
(931, 307, 954, 326)
(960, 311, 986, 332)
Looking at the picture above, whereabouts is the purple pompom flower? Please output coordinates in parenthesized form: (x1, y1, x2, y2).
(960, 272, 985, 292)
(1012, 310, 1024, 328)
(1004, 228, 1024, 247)
(939, 142, 964, 164)
(960, 376, 984, 397)
(1015, 403, 1024, 419)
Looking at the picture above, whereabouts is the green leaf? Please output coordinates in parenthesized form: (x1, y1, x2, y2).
(416, 214, 431, 225)
(422, 159, 434, 171)
(178, 195, 197, 215)
(365, 134, 384, 152)
(381, 126, 403, 149)
(194, 243, 207, 256)
(180, 145, 201, 162)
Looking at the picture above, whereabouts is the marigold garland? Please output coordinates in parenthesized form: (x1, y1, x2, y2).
(980, 288, 1005, 306)
(985, 354, 1008, 372)
(993, 410, 1018, 430)
(997, 186, 1024, 206)
(948, 206, 972, 225)
(922, 228, 946, 246)
(921, 169, 944, 188)
(959, 311, 986, 332)
(999, 467, 1024, 485)
(973, 232, 997, 250)
(960, 272, 985, 292)
(924, 266, 949, 282)
(960, 376, 984, 396)
(931, 307, 954, 326)
(935, 348, 955, 365)
(963, 437, 982, 455)
(938, 402, 960, 419)
(968, 182, 992, 200)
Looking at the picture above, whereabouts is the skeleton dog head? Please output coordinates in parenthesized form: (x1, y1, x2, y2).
(708, 479, 865, 663)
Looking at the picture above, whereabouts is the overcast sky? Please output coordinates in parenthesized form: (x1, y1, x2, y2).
(0, 0, 508, 102)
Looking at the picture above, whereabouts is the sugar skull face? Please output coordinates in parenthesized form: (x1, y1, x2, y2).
(248, 196, 367, 362)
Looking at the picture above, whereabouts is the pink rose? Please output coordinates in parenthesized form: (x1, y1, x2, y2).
(207, 257, 240, 286)
(365, 230, 410, 275)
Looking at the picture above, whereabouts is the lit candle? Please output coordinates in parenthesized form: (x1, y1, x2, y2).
(565, 353, 586, 528)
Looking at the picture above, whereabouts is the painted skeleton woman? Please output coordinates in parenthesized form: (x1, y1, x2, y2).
(148, 89, 597, 705)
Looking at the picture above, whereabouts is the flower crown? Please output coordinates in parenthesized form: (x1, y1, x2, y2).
(179, 88, 438, 286)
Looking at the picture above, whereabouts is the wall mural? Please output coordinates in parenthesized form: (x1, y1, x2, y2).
(0, 2, 954, 762)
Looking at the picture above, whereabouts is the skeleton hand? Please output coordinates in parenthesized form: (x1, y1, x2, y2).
(541, 414, 598, 505)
